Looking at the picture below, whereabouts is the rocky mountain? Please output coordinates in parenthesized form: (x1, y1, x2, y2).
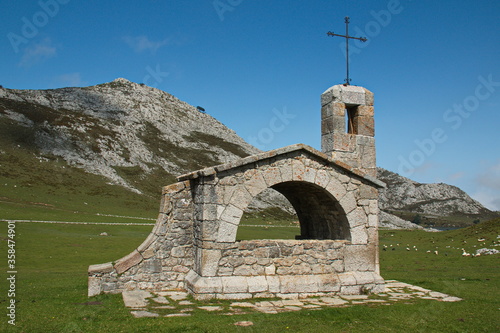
(377, 168, 496, 227)
(377, 168, 489, 215)
(0, 78, 259, 196)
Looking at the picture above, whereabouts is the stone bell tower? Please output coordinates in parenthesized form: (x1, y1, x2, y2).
(321, 84, 376, 178)
(321, 84, 377, 177)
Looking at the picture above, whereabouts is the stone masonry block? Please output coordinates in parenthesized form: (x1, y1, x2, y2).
(321, 134, 334, 154)
(217, 221, 239, 242)
(88, 262, 114, 274)
(220, 205, 243, 225)
(142, 248, 155, 259)
(317, 274, 341, 292)
(218, 184, 234, 206)
(340, 285, 362, 295)
(343, 245, 376, 272)
(359, 184, 378, 199)
(368, 200, 378, 214)
(266, 275, 281, 293)
(368, 214, 378, 227)
(314, 169, 331, 188)
(162, 181, 187, 195)
(114, 250, 143, 274)
(325, 175, 347, 201)
(302, 166, 317, 183)
(366, 226, 378, 244)
(353, 116, 374, 137)
(332, 102, 346, 116)
(159, 195, 173, 214)
(339, 191, 357, 214)
(195, 220, 218, 241)
(199, 203, 218, 221)
(200, 249, 222, 276)
(321, 116, 334, 134)
(363, 87, 374, 106)
(356, 105, 374, 117)
(353, 271, 377, 285)
(347, 207, 368, 228)
(321, 87, 333, 106)
(332, 115, 346, 132)
(221, 276, 249, 293)
(186, 271, 223, 294)
(338, 272, 357, 286)
(350, 225, 369, 245)
(287, 275, 319, 293)
(88, 276, 102, 297)
(279, 161, 293, 182)
(261, 167, 282, 187)
(321, 104, 332, 119)
(142, 259, 162, 273)
(244, 172, 267, 197)
(216, 293, 253, 300)
(360, 146, 376, 170)
(321, 86, 336, 106)
(340, 85, 366, 105)
(227, 186, 253, 211)
(248, 276, 269, 293)
(332, 133, 356, 152)
(292, 159, 306, 181)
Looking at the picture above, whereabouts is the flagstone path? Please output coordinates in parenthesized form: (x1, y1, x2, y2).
(122, 280, 462, 318)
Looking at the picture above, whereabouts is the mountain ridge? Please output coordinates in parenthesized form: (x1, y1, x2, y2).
(1, 79, 495, 227)
(0, 78, 259, 195)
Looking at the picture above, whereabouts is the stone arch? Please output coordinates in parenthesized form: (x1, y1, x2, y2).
(220, 172, 351, 243)
(271, 181, 350, 240)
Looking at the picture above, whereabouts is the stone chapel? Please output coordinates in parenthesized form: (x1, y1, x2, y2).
(88, 84, 386, 300)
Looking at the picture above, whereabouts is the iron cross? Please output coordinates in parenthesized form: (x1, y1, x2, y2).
(327, 16, 367, 85)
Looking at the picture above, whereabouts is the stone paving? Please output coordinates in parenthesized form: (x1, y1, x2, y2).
(123, 280, 462, 318)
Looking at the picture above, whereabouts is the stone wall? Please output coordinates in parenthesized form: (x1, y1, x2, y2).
(88, 181, 195, 296)
(185, 239, 384, 300)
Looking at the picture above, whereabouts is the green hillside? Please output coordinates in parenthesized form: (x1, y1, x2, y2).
(0, 116, 159, 222)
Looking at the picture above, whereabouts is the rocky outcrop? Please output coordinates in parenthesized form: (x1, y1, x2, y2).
(377, 168, 490, 216)
(0, 78, 259, 194)
(379, 211, 422, 230)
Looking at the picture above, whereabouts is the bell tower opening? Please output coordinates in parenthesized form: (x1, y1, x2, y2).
(346, 105, 358, 134)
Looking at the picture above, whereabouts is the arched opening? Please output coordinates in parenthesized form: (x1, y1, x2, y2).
(273, 181, 351, 241)
(235, 181, 350, 241)
(236, 188, 300, 240)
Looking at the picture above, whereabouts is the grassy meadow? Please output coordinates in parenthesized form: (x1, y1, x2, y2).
(0, 205, 499, 332)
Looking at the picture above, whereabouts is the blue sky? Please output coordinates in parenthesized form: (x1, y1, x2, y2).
(2, 0, 500, 211)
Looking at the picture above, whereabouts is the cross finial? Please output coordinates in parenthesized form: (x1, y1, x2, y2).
(327, 16, 367, 85)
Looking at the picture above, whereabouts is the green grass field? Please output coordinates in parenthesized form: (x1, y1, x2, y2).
(1, 215, 498, 332)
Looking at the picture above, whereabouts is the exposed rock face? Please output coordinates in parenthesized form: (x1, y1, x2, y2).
(379, 211, 422, 230)
(0, 78, 259, 193)
(377, 168, 490, 216)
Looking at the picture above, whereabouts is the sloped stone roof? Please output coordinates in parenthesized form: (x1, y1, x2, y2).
(177, 143, 385, 188)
